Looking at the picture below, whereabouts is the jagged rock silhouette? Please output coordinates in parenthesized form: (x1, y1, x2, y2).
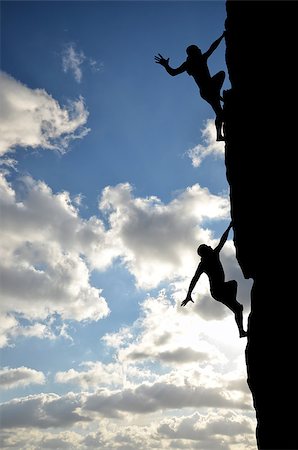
(224, 1, 297, 449)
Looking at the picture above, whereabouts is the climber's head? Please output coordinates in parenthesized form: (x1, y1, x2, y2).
(186, 45, 201, 57)
(197, 244, 213, 258)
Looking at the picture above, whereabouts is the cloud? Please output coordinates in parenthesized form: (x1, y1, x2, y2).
(158, 411, 253, 441)
(39, 431, 83, 449)
(84, 381, 249, 417)
(99, 291, 252, 414)
(186, 119, 225, 167)
(157, 411, 255, 450)
(225, 377, 251, 395)
(101, 326, 134, 349)
(0, 367, 45, 390)
(0, 392, 90, 429)
(0, 429, 85, 450)
(1, 319, 73, 345)
(62, 43, 104, 82)
(0, 246, 108, 321)
(0, 169, 232, 347)
(99, 182, 230, 288)
(1, 168, 248, 348)
(89, 58, 104, 73)
(103, 293, 230, 371)
(0, 71, 90, 155)
(55, 360, 158, 394)
(62, 44, 86, 83)
(0, 173, 110, 346)
(0, 414, 256, 450)
(0, 315, 18, 348)
(55, 361, 125, 389)
(0, 382, 248, 431)
(128, 347, 209, 364)
(0, 381, 254, 448)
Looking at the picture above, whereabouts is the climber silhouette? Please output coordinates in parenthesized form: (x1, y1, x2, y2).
(155, 31, 226, 141)
(181, 222, 247, 338)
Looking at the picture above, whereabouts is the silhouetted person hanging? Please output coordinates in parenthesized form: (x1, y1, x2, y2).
(181, 222, 247, 338)
(155, 31, 226, 141)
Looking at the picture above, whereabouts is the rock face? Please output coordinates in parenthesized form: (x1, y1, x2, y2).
(224, 1, 297, 449)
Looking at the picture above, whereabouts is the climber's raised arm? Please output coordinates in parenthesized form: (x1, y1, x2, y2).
(155, 53, 187, 76)
(203, 31, 226, 60)
(214, 221, 233, 254)
(181, 263, 204, 307)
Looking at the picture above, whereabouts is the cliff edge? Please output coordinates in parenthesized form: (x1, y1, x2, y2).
(224, 1, 297, 449)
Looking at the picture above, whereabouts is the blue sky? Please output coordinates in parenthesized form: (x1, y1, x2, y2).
(0, 2, 256, 449)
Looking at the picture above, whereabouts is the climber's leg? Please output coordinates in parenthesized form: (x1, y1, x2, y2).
(218, 281, 247, 338)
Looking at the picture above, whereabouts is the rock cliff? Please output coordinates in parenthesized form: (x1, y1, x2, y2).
(224, 1, 297, 449)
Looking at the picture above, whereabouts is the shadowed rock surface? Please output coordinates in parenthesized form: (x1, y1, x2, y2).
(224, 1, 297, 449)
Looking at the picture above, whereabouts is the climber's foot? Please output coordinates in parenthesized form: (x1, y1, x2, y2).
(240, 330, 248, 338)
(216, 135, 225, 142)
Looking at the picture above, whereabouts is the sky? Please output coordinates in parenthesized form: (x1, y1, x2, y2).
(0, 1, 256, 449)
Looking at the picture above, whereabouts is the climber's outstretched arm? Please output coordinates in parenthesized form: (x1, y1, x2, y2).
(155, 54, 187, 76)
(214, 221, 233, 254)
(203, 31, 225, 59)
(181, 263, 203, 306)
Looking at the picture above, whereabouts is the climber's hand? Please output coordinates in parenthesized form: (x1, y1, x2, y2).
(154, 54, 169, 67)
(181, 297, 194, 307)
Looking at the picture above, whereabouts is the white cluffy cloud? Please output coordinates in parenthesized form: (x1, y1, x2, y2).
(0, 172, 110, 346)
(0, 412, 256, 450)
(187, 119, 225, 167)
(158, 411, 254, 445)
(101, 291, 251, 380)
(0, 366, 45, 390)
(99, 182, 230, 288)
(0, 292, 254, 447)
(84, 382, 250, 418)
(109, 293, 225, 367)
(0, 381, 250, 430)
(0, 71, 90, 156)
(55, 361, 125, 389)
(0, 170, 233, 346)
(0, 392, 90, 429)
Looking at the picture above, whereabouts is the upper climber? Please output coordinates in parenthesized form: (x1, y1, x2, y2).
(155, 31, 226, 141)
